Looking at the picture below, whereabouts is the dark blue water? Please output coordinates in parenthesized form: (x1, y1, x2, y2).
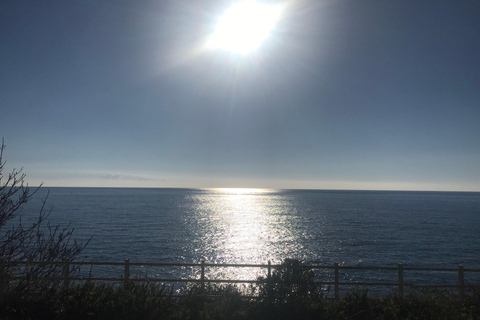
(22, 187, 480, 290)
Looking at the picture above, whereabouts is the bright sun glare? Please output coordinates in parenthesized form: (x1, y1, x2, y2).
(207, 1, 283, 55)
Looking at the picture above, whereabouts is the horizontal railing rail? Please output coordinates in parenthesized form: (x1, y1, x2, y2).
(1, 259, 479, 298)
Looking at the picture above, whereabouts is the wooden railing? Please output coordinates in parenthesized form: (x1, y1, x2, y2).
(2, 259, 479, 298)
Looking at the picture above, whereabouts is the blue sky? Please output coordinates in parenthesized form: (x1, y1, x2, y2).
(1, 0, 479, 191)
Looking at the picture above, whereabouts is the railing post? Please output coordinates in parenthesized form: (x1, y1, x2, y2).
(398, 263, 404, 299)
(334, 262, 339, 299)
(200, 260, 205, 292)
(267, 260, 271, 278)
(458, 265, 465, 298)
(124, 259, 130, 284)
(63, 259, 70, 289)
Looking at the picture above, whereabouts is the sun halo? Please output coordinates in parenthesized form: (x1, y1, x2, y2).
(207, 1, 283, 55)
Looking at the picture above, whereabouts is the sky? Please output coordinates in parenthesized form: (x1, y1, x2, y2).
(1, 0, 479, 191)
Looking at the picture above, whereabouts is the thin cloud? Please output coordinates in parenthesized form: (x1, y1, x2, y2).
(101, 173, 158, 182)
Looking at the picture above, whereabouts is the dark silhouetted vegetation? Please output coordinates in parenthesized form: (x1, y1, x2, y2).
(1, 259, 479, 319)
(256, 258, 321, 306)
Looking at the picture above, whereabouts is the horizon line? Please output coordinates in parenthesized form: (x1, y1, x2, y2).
(40, 185, 480, 193)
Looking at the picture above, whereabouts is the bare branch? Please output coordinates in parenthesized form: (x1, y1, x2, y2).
(0, 138, 89, 291)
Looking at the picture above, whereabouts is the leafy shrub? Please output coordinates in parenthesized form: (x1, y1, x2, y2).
(257, 258, 321, 306)
(1, 272, 479, 319)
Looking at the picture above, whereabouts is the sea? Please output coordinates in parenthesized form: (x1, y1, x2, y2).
(21, 187, 480, 293)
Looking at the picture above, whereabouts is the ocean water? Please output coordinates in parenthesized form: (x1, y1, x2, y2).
(21, 187, 480, 289)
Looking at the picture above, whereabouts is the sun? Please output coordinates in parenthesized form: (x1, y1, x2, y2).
(207, 1, 283, 55)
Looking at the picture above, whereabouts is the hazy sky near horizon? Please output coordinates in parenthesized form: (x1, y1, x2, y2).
(1, 0, 479, 191)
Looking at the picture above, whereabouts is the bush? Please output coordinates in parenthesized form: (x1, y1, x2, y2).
(257, 258, 321, 306)
(1, 267, 479, 319)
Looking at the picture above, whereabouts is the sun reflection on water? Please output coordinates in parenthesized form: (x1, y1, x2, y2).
(211, 188, 274, 194)
(187, 188, 305, 282)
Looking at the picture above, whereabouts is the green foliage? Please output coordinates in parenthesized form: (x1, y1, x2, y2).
(257, 258, 321, 306)
(180, 283, 250, 320)
(2, 260, 479, 320)
(1, 281, 176, 319)
(61, 281, 175, 319)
